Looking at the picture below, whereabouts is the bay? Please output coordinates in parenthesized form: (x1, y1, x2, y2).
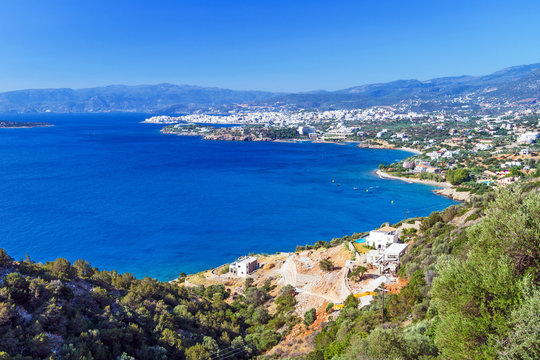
(0, 113, 457, 280)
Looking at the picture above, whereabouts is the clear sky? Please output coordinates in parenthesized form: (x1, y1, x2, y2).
(0, 0, 539, 92)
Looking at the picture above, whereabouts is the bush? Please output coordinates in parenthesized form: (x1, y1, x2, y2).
(304, 308, 317, 327)
(325, 303, 334, 313)
(348, 266, 367, 282)
(319, 259, 334, 272)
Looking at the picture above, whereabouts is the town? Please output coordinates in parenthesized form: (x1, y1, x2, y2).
(145, 101, 540, 199)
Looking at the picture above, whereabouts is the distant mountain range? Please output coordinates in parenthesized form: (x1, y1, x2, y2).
(0, 63, 538, 113)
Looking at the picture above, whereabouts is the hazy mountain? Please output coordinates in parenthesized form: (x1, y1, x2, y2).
(0, 63, 538, 113)
(268, 63, 540, 109)
(0, 83, 277, 113)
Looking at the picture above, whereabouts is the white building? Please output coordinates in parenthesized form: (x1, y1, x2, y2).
(517, 132, 539, 144)
(366, 250, 384, 265)
(403, 161, 415, 169)
(297, 126, 315, 135)
(501, 161, 522, 168)
(414, 164, 440, 174)
(475, 143, 492, 151)
(427, 151, 441, 160)
(365, 227, 400, 249)
(376, 129, 388, 138)
(230, 256, 258, 277)
(366, 243, 408, 267)
(383, 243, 408, 262)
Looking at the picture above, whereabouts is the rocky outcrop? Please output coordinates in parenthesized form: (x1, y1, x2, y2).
(202, 134, 271, 141)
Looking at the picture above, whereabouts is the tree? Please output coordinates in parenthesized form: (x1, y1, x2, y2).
(304, 308, 317, 327)
(48, 258, 76, 280)
(0, 302, 14, 326)
(499, 284, 540, 359)
(244, 277, 254, 289)
(348, 266, 367, 282)
(185, 344, 211, 360)
(431, 187, 540, 359)
(445, 168, 470, 185)
(319, 259, 334, 272)
(252, 306, 270, 325)
(275, 285, 296, 313)
(0, 249, 13, 267)
(245, 287, 268, 306)
(73, 259, 94, 278)
(202, 336, 218, 354)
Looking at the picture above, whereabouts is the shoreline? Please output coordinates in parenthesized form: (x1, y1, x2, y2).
(163, 127, 468, 203)
(161, 129, 421, 151)
(357, 142, 421, 155)
(375, 169, 472, 201)
(375, 169, 452, 188)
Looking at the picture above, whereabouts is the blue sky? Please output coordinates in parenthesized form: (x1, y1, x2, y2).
(0, 0, 539, 92)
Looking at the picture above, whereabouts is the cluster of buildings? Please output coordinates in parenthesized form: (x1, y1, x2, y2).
(517, 132, 539, 145)
(350, 226, 410, 276)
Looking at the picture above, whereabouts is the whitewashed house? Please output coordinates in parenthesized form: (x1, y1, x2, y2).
(230, 256, 258, 277)
(383, 243, 408, 262)
(365, 227, 400, 249)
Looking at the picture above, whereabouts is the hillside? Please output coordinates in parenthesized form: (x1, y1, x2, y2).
(270, 63, 540, 109)
(0, 63, 538, 113)
(301, 184, 540, 360)
(1, 184, 538, 359)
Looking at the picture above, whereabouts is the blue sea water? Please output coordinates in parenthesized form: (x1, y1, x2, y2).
(0, 113, 457, 280)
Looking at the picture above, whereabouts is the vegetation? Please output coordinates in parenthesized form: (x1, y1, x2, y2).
(1, 183, 539, 359)
(319, 259, 334, 272)
(0, 252, 296, 359)
(347, 265, 367, 282)
(303, 308, 317, 328)
(446, 168, 470, 185)
(305, 185, 540, 360)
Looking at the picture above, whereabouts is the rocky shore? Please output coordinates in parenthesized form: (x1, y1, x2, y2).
(375, 169, 471, 201)
(202, 133, 271, 141)
(433, 187, 472, 202)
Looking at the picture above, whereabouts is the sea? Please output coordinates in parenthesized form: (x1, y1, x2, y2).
(0, 113, 457, 280)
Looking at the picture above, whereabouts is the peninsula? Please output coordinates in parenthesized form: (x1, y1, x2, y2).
(0, 120, 52, 128)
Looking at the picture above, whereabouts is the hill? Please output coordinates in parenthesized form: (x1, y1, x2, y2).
(1, 183, 538, 359)
(0, 63, 538, 113)
(0, 84, 276, 113)
(269, 63, 540, 109)
(302, 184, 540, 360)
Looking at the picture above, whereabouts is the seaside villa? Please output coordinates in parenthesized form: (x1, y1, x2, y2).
(365, 226, 400, 249)
(230, 256, 259, 277)
(366, 243, 409, 276)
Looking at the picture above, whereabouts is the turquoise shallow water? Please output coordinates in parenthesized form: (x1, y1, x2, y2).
(0, 113, 457, 280)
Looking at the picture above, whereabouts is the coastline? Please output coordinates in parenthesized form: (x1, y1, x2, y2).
(375, 169, 451, 188)
(357, 142, 422, 155)
(375, 169, 472, 201)
(163, 127, 469, 202)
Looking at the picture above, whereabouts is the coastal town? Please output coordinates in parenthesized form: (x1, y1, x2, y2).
(145, 102, 540, 200)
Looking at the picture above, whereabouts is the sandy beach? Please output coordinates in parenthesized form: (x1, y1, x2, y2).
(375, 169, 451, 188)
(357, 143, 421, 155)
